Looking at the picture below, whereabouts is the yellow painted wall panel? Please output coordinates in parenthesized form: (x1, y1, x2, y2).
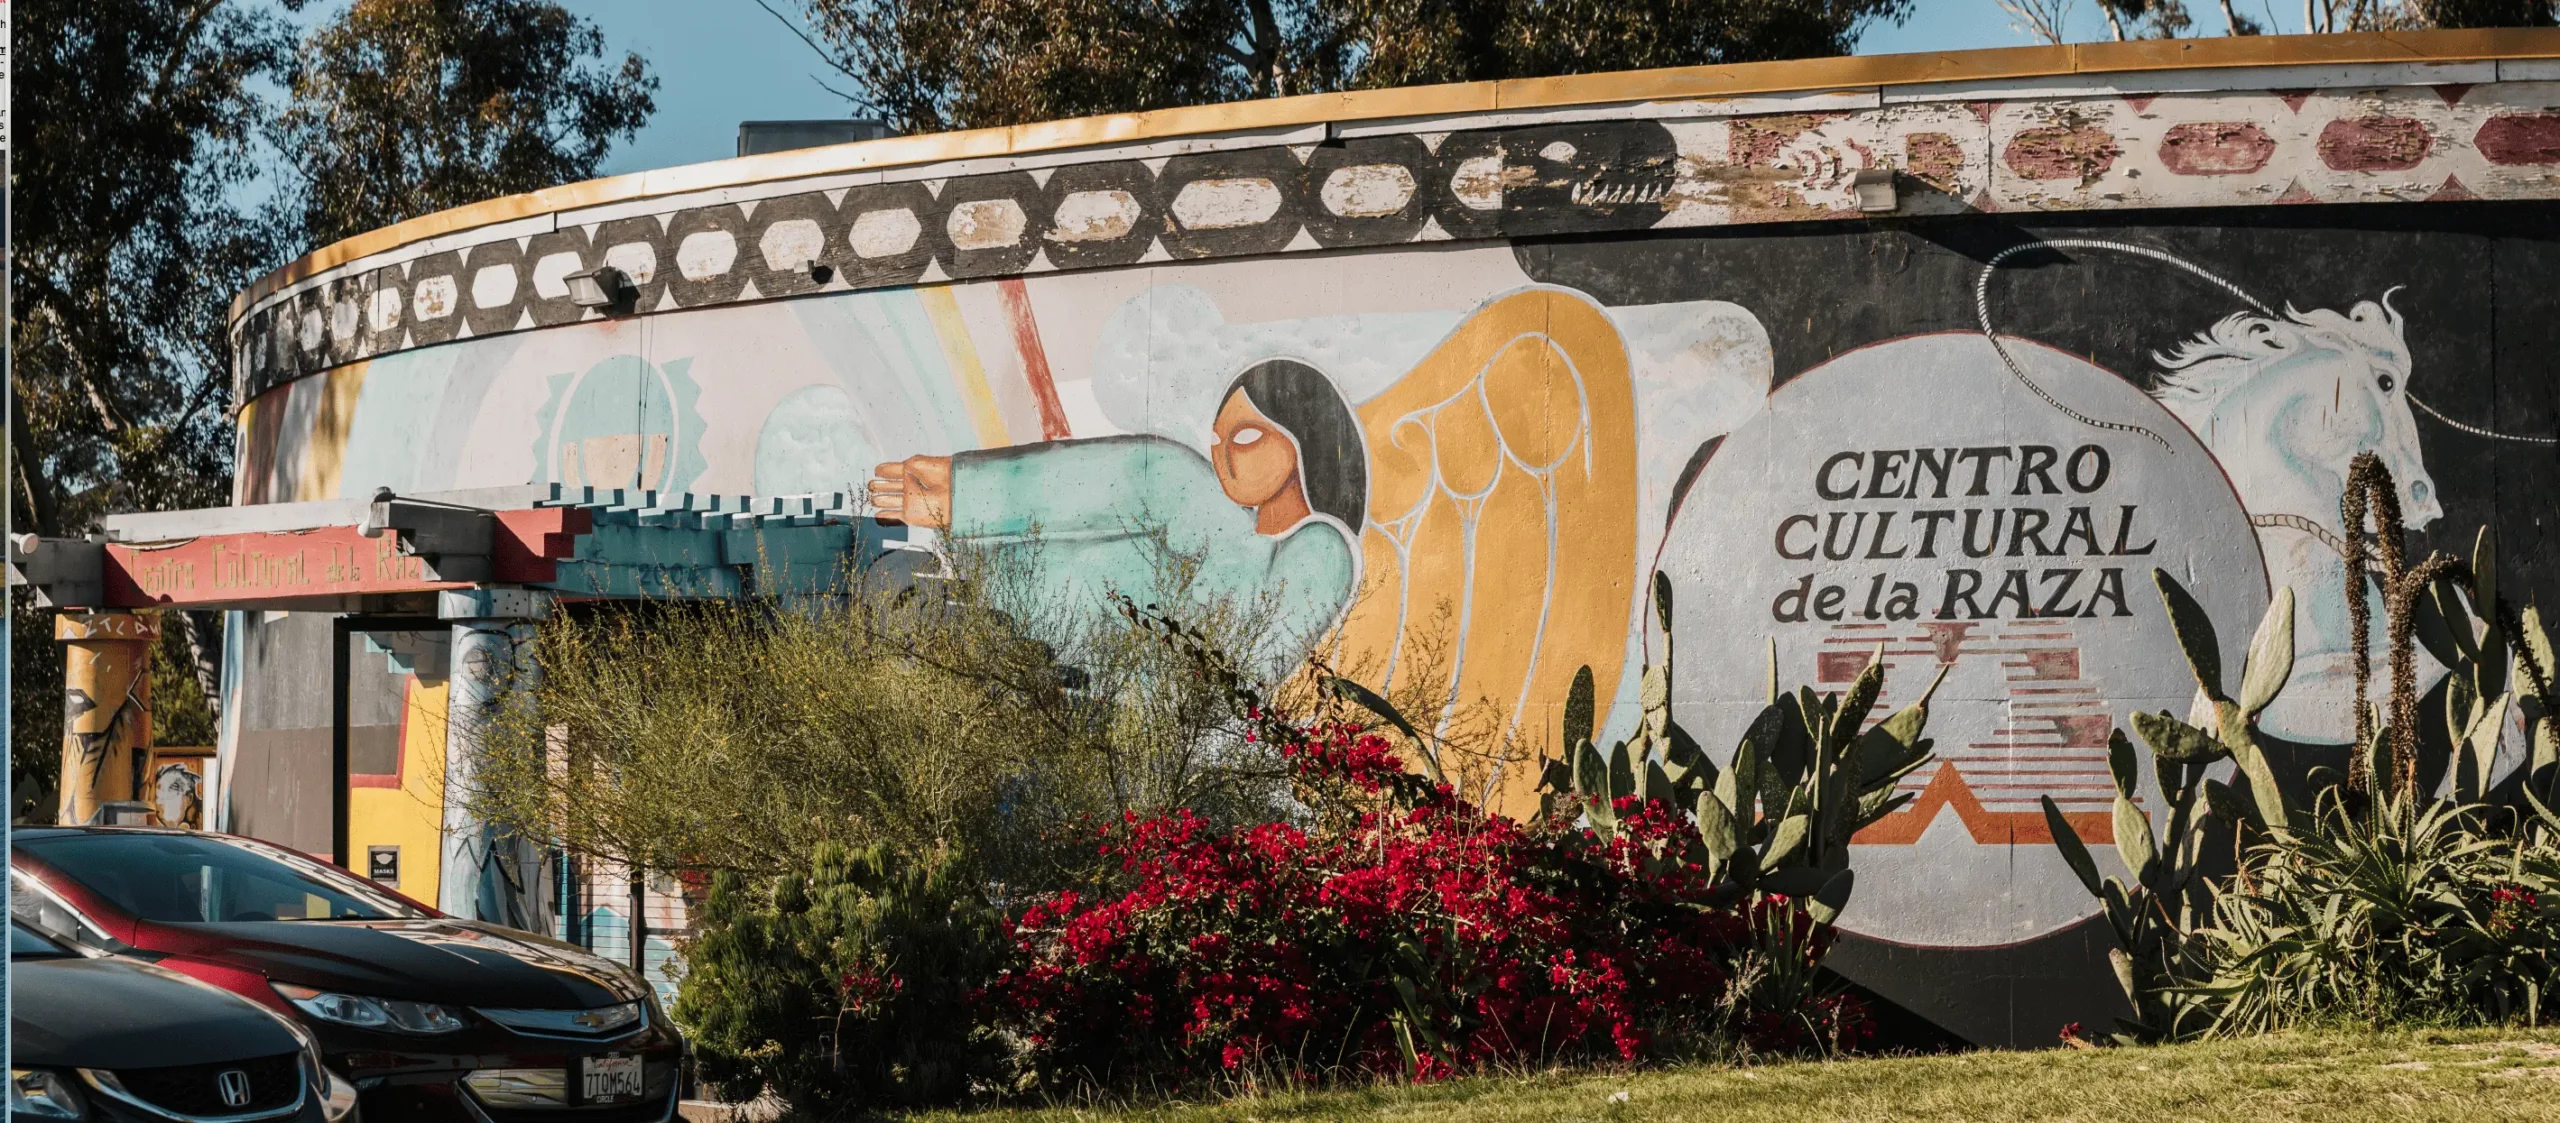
(346, 675, 446, 910)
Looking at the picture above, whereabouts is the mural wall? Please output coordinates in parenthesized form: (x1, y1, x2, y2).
(224, 54, 2560, 1044)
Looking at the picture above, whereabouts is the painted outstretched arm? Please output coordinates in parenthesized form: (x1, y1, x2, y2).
(918, 437, 1226, 543)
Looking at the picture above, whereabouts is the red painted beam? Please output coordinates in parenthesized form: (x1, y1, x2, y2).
(103, 507, 590, 609)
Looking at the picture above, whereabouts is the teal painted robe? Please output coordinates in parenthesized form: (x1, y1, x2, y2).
(949, 436, 1357, 671)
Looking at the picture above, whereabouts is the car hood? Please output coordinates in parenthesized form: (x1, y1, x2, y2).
(146, 918, 644, 1009)
(14, 956, 306, 1068)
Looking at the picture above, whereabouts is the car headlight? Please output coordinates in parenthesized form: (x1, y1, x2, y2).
(9, 1068, 86, 1119)
(273, 981, 468, 1034)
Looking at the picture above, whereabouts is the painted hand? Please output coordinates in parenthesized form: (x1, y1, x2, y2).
(869, 455, 954, 529)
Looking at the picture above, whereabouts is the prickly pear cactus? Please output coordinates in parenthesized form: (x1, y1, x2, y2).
(1538, 572, 1941, 925)
(2041, 567, 2289, 1042)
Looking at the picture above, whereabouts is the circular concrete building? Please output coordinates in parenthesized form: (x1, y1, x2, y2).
(81, 29, 2560, 1043)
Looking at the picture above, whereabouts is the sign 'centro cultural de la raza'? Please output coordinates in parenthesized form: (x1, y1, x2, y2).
(1664, 333, 2267, 948)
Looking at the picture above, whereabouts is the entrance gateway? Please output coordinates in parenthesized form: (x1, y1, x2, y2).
(11, 484, 897, 987)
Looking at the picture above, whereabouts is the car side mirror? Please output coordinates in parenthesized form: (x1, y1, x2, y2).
(10, 872, 113, 950)
(13, 895, 86, 946)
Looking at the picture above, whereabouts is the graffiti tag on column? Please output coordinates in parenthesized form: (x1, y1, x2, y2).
(56, 612, 160, 640)
(1768, 442, 2157, 625)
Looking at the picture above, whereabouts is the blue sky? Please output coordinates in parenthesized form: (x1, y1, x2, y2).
(562, 0, 2313, 177)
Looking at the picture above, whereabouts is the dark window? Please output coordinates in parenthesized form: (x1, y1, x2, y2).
(15, 833, 429, 923)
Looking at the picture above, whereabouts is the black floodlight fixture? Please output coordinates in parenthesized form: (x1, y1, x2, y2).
(564, 264, 634, 311)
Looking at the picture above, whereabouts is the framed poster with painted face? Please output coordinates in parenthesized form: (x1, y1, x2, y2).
(145, 746, 216, 830)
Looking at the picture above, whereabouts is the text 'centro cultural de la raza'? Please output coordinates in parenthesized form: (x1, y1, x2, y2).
(1768, 443, 2155, 626)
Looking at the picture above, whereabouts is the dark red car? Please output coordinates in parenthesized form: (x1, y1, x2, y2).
(10, 827, 686, 1122)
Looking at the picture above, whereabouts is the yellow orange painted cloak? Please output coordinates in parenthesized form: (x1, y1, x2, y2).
(1334, 288, 1639, 817)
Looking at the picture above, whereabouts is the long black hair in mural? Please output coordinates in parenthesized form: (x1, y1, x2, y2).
(1226, 359, 1371, 530)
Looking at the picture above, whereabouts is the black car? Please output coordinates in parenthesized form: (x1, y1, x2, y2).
(11, 829, 686, 1122)
(11, 921, 360, 1122)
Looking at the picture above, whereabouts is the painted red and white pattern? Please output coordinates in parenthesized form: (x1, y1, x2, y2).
(1655, 79, 2560, 221)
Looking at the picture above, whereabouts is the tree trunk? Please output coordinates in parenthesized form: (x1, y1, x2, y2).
(11, 394, 64, 538)
(1243, 0, 1283, 97)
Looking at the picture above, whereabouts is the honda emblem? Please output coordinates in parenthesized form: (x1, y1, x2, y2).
(217, 1069, 251, 1108)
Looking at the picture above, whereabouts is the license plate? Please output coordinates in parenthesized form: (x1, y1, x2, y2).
(581, 1053, 643, 1104)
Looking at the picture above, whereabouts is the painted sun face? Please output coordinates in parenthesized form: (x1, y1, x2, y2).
(1211, 390, 1299, 508)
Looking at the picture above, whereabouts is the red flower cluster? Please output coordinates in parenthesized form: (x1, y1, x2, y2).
(2489, 885, 2544, 937)
(984, 725, 1867, 1088)
(1277, 723, 1412, 793)
(840, 967, 905, 1016)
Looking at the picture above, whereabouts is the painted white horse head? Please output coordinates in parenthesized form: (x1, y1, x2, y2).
(2150, 292, 2439, 742)
(2151, 292, 2439, 533)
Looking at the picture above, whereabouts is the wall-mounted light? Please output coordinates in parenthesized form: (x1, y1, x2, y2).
(1851, 169, 1898, 214)
(564, 265, 634, 311)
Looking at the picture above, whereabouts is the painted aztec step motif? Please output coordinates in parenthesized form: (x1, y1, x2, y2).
(231, 70, 2560, 405)
(1820, 621, 2126, 846)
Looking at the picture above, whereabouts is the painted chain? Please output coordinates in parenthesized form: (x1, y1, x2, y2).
(1974, 239, 2184, 451)
(2250, 512, 2358, 561)
(2409, 394, 2560, 445)
(1980, 236, 2556, 449)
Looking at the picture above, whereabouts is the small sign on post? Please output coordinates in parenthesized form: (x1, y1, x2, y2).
(96, 802, 154, 827)
(368, 845, 401, 888)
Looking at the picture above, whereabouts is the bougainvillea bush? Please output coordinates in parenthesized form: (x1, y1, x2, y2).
(676, 716, 1872, 1113)
(673, 581, 1894, 1112)
(982, 721, 1871, 1093)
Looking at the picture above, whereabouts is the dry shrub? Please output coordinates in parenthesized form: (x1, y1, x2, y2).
(466, 543, 1303, 890)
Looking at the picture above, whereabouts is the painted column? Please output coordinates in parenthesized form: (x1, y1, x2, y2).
(437, 588, 554, 933)
(56, 612, 159, 825)
(211, 610, 247, 833)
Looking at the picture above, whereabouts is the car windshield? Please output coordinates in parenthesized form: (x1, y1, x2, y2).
(14, 832, 429, 923)
(10, 923, 76, 959)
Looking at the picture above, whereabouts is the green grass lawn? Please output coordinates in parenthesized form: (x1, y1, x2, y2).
(902, 1029, 2560, 1122)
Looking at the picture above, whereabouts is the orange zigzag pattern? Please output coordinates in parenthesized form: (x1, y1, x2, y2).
(1851, 762, 2114, 846)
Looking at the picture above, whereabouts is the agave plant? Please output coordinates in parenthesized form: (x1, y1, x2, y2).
(1535, 572, 1942, 926)
(2192, 794, 2560, 1034)
(2044, 453, 2560, 1040)
(2329, 453, 2560, 827)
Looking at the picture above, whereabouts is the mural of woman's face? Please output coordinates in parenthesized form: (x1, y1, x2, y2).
(1211, 389, 1301, 509)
